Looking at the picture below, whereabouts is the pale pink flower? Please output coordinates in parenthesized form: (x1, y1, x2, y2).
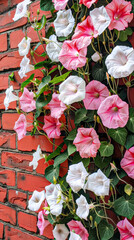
(97, 95, 129, 129)
(48, 93, 67, 119)
(53, 224, 69, 240)
(28, 190, 45, 212)
(72, 16, 98, 47)
(91, 52, 102, 62)
(37, 211, 50, 235)
(120, 147, 134, 179)
(67, 220, 89, 240)
(69, 232, 82, 240)
(106, 0, 133, 31)
(117, 218, 134, 240)
(52, 0, 68, 10)
(83, 80, 109, 110)
(59, 39, 87, 70)
(79, 0, 97, 9)
(13, 0, 31, 22)
(43, 115, 61, 139)
(14, 114, 27, 140)
(18, 37, 31, 56)
(20, 87, 36, 112)
(73, 128, 100, 158)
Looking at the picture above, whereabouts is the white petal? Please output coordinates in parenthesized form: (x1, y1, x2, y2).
(4, 86, 19, 110)
(69, 232, 82, 240)
(46, 34, 62, 62)
(28, 190, 45, 211)
(29, 145, 43, 170)
(76, 195, 89, 220)
(53, 224, 69, 240)
(18, 37, 31, 56)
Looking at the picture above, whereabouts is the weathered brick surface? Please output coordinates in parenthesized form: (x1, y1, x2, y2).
(0, 204, 16, 225)
(0, 73, 9, 90)
(0, 33, 7, 51)
(0, 51, 22, 70)
(18, 212, 37, 232)
(0, 168, 15, 186)
(0, 222, 4, 239)
(0, 132, 16, 149)
(0, 186, 7, 202)
(8, 189, 27, 209)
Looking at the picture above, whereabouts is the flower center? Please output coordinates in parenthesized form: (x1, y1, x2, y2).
(94, 92, 99, 98)
(98, 15, 106, 23)
(58, 18, 69, 27)
(113, 106, 118, 112)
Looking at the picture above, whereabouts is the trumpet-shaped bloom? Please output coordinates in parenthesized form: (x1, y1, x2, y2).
(76, 195, 89, 220)
(4, 86, 19, 110)
(54, 9, 75, 37)
(29, 145, 43, 170)
(48, 93, 67, 119)
(18, 55, 34, 79)
(69, 232, 82, 240)
(72, 16, 98, 47)
(79, 0, 97, 9)
(59, 39, 87, 70)
(66, 162, 88, 193)
(73, 128, 100, 158)
(117, 218, 134, 240)
(13, 0, 31, 21)
(53, 224, 69, 240)
(18, 37, 31, 56)
(14, 114, 27, 140)
(43, 115, 61, 139)
(120, 146, 134, 179)
(52, 0, 68, 10)
(59, 76, 86, 105)
(83, 80, 109, 110)
(97, 95, 129, 129)
(28, 190, 45, 211)
(20, 87, 36, 112)
(37, 211, 50, 235)
(105, 45, 134, 78)
(91, 52, 102, 62)
(46, 35, 62, 62)
(106, 0, 133, 31)
(68, 220, 89, 240)
(85, 169, 110, 196)
(90, 6, 111, 35)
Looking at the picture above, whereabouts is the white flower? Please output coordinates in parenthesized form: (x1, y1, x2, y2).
(66, 162, 88, 193)
(13, 0, 31, 22)
(59, 76, 86, 105)
(29, 145, 43, 170)
(54, 9, 75, 37)
(105, 45, 134, 78)
(69, 232, 82, 240)
(4, 86, 19, 110)
(76, 195, 89, 220)
(53, 224, 69, 240)
(28, 190, 45, 211)
(46, 34, 62, 62)
(91, 52, 102, 62)
(18, 55, 34, 79)
(90, 6, 111, 35)
(45, 184, 64, 216)
(18, 37, 31, 56)
(85, 169, 110, 196)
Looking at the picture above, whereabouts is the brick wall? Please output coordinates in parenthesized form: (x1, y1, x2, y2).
(0, 1, 54, 239)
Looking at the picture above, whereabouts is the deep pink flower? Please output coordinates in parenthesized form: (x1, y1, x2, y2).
(106, 0, 133, 31)
(14, 114, 27, 140)
(37, 211, 50, 235)
(97, 95, 129, 129)
(20, 87, 36, 112)
(120, 147, 134, 179)
(48, 93, 67, 119)
(73, 128, 100, 158)
(117, 218, 134, 240)
(72, 16, 98, 47)
(52, 0, 68, 10)
(59, 39, 87, 70)
(43, 115, 61, 139)
(79, 0, 97, 9)
(67, 220, 89, 240)
(83, 80, 109, 110)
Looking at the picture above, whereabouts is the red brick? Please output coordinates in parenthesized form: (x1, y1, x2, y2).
(0, 132, 16, 149)
(0, 186, 7, 202)
(1, 151, 33, 172)
(8, 189, 27, 209)
(0, 118, 1, 128)
(0, 92, 16, 110)
(0, 73, 9, 90)
(33, 44, 47, 63)
(10, 29, 25, 49)
(0, 51, 22, 71)
(18, 212, 37, 232)
(27, 26, 45, 43)
(17, 172, 50, 191)
(0, 168, 15, 186)
(36, 158, 54, 175)
(0, 204, 16, 225)
(10, 0, 23, 8)
(30, 1, 51, 21)
(0, 222, 4, 239)
(18, 135, 53, 152)
(0, 0, 8, 14)
(0, 34, 7, 51)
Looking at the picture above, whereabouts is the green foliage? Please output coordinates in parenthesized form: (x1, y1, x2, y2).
(99, 142, 114, 157)
(115, 28, 133, 42)
(46, 143, 64, 162)
(40, 0, 54, 11)
(126, 108, 134, 133)
(114, 194, 134, 219)
(49, 71, 71, 85)
(125, 134, 134, 149)
(21, 74, 35, 91)
(54, 151, 68, 167)
(36, 76, 51, 96)
(45, 165, 59, 183)
(67, 143, 76, 156)
(92, 63, 105, 82)
(66, 128, 77, 141)
(98, 220, 114, 240)
(94, 155, 111, 169)
(75, 108, 87, 124)
(108, 128, 127, 146)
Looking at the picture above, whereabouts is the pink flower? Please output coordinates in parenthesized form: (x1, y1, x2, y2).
(83, 80, 109, 110)
(97, 95, 129, 129)
(67, 220, 89, 240)
(120, 147, 134, 179)
(106, 0, 133, 31)
(79, 0, 97, 9)
(14, 114, 27, 140)
(52, 0, 68, 10)
(72, 16, 98, 47)
(73, 128, 100, 158)
(37, 211, 50, 235)
(117, 218, 134, 240)
(59, 39, 87, 70)
(20, 87, 36, 112)
(48, 93, 67, 119)
(43, 115, 61, 139)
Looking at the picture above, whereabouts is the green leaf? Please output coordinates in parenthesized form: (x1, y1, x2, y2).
(36, 76, 51, 95)
(38, 15, 46, 31)
(75, 108, 87, 124)
(34, 60, 51, 69)
(36, 93, 52, 109)
(115, 28, 133, 42)
(46, 143, 64, 162)
(66, 129, 77, 141)
(124, 184, 133, 196)
(67, 143, 76, 156)
(110, 170, 126, 186)
(21, 74, 34, 90)
(46, 26, 55, 39)
(72, 3, 79, 12)
(73, 152, 90, 168)
(40, 0, 54, 11)
(49, 71, 71, 85)
(47, 214, 56, 224)
(114, 194, 134, 219)
(108, 128, 127, 146)
(125, 134, 134, 149)
(127, 108, 134, 133)
(34, 42, 41, 51)
(94, 155, 111, 169)
(99, 141, 114, 157)
(45, 165, 59, 183)
(98, 220, 114, 240)
(92, 63, 105, 82)
(54, 151, 68, 168)
(9, 72, 14, 81)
